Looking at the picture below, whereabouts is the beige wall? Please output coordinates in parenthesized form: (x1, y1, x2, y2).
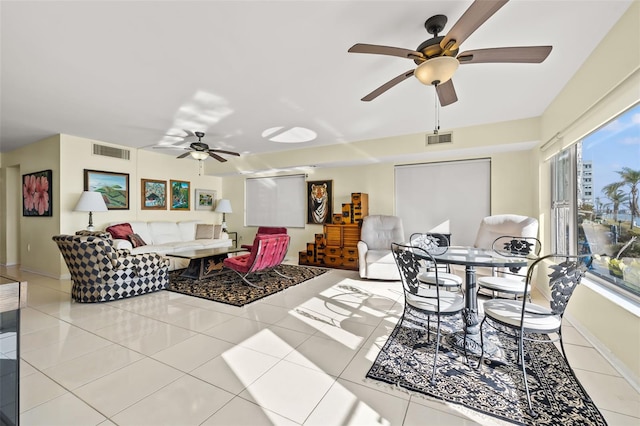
(58, 134, 224, 234)
(2, 135, 61, 276)
(223, 119, 539, 259)
(1, 159, 23, 267)
(1, 116, 540, 275)
(537, 2, 640, 383)
(1, 134, 225, 278)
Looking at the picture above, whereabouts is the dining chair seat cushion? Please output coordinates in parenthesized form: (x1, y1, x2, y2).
(483, 299, 561, 333)
(406, 288, 465, 314)
(478, 276, 531, 294)
(418, 271, 463, 287)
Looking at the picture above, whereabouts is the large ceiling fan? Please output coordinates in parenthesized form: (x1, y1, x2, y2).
(159, 131, 240, 162)
(348, 0, 552, 106)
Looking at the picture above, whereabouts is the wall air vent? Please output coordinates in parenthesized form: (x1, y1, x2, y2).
(426, 132, 453, 146)
(92, 143, 130, 160)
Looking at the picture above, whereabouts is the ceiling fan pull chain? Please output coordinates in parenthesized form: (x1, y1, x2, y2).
(434, 87, 440, 135)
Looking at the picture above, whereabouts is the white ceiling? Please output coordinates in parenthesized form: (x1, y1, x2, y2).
(0, 1, 633, 159)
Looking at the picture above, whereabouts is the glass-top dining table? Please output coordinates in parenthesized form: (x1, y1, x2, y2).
(417, 246, 529, 355)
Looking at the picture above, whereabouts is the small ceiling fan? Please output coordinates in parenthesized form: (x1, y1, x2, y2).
(348, 0, 552, 106)
(158, 131, 240, 162)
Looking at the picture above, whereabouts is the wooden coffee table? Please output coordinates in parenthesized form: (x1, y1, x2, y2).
(170, 247, 247, 280)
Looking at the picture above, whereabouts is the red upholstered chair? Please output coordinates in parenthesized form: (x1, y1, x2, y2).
(224, 233, 291, 287)
(241, 227, 288, 250)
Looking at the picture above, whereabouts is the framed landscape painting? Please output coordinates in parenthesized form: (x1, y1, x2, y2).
(170, 180, 190, 210)
(141, 179, 167, 210)
(22, 169, 53, 217)
(195, 189, 216, 211)
(84, 169, 129, 210)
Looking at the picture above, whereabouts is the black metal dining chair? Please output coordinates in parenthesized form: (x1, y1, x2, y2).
(391, 243, 465, 385)
(409, 232, 463, 292)
(478, 253, 590, 418)
(477, 235, 541, 300)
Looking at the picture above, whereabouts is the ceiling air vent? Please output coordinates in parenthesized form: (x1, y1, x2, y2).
(92, 143, 130, 160)
(426, 132, 453, 146)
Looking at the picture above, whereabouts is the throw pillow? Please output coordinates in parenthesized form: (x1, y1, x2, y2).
(106, 223, 134, 240)
(128, 233, 147, 248)
(213, 224, 222, 239)
(195, 224, 214, 239)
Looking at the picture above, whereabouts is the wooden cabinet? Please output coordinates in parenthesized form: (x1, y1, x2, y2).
(324, 224, 360, 247)
(299, 223, 361, 270)
(299, 192, 368, 271)
(334, 193, 369, 225)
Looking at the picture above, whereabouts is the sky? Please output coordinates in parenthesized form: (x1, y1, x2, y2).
(581, 103, 640, 210)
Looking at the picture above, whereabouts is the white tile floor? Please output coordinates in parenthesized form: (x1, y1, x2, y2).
(3, 264, 639, 425)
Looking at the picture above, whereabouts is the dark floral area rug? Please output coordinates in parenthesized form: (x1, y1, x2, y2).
(167, 264, 328, 307)
(366, 311, 606, 425)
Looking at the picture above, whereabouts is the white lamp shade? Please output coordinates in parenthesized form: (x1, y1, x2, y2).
(414, 56, 459, 86)
(190, 151, 209, 160)
(214, 199, 232, 213)
(74, 191, 108, 212)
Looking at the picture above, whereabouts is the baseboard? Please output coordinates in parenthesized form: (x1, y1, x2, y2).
(564, 311, 640, 393)
(19, 266, 70, 280)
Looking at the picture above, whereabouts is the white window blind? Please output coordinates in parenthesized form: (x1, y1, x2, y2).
(395, 159, 491, 246)
(245, 174, 306, 227)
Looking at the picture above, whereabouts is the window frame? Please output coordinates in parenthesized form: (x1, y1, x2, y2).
(549, 112, 640, 305)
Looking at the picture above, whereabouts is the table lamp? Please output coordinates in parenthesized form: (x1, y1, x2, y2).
(215, 199, 232, 231)
(74, 191, 108, 231)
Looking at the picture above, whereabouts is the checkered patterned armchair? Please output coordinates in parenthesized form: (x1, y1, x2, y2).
(53, 231, 170, 303)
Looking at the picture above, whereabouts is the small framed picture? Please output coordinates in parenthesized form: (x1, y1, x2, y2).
(195, 189, 216, 211)
(22, 169, 53, 217)
(170, 180, 190, 210)
(141, 179, 167, 210)
(84, 169, 129, 210)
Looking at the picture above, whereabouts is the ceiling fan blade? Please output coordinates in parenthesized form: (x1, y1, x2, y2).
(457, 46, 552, 64)
(440, 0, 509, 52)
(177, 152, 191, 159)
(209, 153, 228, 162)
(436, 79, 458, 106)
(210, 149, 240, 156)
(362, 69, 415, 102)
(348, 43, 425, 61)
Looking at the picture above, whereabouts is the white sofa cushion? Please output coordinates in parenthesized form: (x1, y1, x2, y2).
(148, 222, 182, 244)
(128, 221, 153, 245)
(178, 220, 202, 241)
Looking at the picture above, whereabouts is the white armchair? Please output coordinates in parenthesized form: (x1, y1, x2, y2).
(473, 214, 539, 292)
(474, 214, 539, 249)
(357, 215, 405, 280)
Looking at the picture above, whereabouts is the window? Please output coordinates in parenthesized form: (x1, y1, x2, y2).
(395, 159, 490, 245)
(551, 103, 640, 299)
(245, 174, 306, 227)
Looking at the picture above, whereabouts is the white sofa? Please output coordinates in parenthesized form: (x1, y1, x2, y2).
(107, 220, 232, 270)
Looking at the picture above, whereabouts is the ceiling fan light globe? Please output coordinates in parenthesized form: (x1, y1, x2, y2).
(190, 151, 209, 160)
(414, 56, 459, 86)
